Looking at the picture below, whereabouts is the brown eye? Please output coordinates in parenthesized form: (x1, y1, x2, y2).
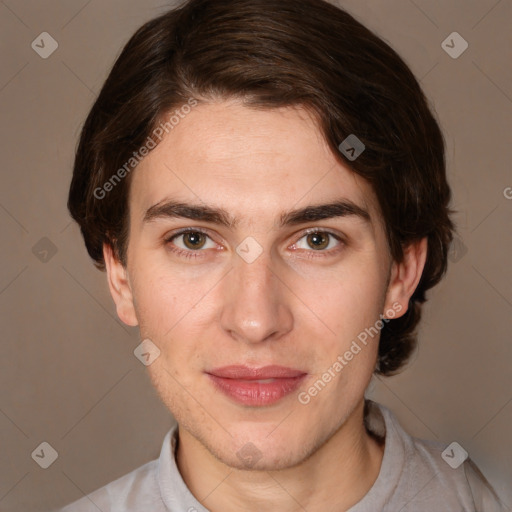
(165, 228, 218, 258)
(182, 231, 207, 250)
(306, 232, 330, 250)
(292, 230, 344, 256)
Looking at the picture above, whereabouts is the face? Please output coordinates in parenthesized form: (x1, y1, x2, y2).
(105, 99, 423, 471)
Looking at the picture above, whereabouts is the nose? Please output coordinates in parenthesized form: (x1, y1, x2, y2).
(219, 251, 294, 345)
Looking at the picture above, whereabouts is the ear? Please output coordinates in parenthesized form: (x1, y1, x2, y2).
(383, 237, 428, 318)
(103, 243, 138, 327)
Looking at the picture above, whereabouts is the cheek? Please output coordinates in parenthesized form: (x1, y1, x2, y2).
(129, 261, 221, 369)
(130, 258, 201, 331)
(292, 253, 387, 346)
(129, 235, 388, 360)
(298, 265, 385, 404)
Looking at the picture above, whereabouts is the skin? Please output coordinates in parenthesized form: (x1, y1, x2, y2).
(104, 99, 427, 512)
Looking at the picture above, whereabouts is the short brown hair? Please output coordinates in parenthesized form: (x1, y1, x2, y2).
(68, 0, 455, 376)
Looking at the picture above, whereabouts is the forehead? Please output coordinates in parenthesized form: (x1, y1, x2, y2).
(130, 100, 383, 230)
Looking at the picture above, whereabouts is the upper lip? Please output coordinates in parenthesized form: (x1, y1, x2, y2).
(206, 365, 307, 380)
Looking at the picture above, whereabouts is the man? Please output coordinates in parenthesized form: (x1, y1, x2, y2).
(58, 0, 506, 510)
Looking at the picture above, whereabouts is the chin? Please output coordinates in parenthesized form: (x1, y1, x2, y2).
(205, 425, 319, 472)
(218, 443, 307, 472)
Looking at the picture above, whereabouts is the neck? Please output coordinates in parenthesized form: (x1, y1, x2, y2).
(176, 399, 385, 512)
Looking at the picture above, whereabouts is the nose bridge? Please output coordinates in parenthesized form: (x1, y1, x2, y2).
(235, 251, 275, 300)
(220, 248, 292, 344)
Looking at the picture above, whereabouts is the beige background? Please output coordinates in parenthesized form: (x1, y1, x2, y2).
(0, 0, 511, 510)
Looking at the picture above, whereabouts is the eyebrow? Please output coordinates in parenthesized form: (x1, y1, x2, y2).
(142, 199, 371, 229)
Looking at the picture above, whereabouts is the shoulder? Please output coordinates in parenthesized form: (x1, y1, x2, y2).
(54, 425, 180, 512)
(55, 458, 162, 511)
(405, 435, 505, 511)
(365, 401, 506, 511)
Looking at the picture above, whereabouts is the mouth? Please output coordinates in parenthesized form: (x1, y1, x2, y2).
(205, 365, 307, 407)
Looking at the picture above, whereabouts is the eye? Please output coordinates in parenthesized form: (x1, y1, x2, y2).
(165, 228, 218, 257)
(164, 227, 344, 260)
(292, 230, 343, 253)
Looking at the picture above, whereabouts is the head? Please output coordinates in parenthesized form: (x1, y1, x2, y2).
(68, 0, 454, 470)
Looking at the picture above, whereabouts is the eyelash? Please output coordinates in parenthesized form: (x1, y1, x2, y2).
(164, 227, 345, 260)
(164, 228, 215, 260)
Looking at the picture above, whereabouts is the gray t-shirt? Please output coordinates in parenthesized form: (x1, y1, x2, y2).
(56, 401, 507, 511)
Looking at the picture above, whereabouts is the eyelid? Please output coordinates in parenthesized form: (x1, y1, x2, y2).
(300, 226, 344, 239)
(163, 227, 221, 260)
(165, 226, 211, 236)
(164, 226, 220, 246)
(290, 227, 345, 253)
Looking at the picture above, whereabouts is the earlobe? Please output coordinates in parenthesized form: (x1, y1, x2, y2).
(103, 243, 139, 327)
(383, 237, 428, 318)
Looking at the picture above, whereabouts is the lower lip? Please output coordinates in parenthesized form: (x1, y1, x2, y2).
(207, 374, 307, 406)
